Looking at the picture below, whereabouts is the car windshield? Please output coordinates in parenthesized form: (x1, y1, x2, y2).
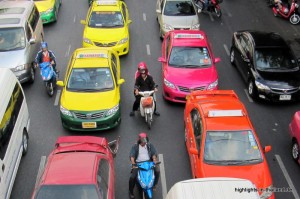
(255, 48, 298, 70)
(67, 68, 114, 92)
(35, 184, 99, 199)
(204, 131, 263, 165)
(168, 47, 212, 67)
(164, 1, 196, 16)
(89, 11, 124, 28)
(0, 27, 25, 51)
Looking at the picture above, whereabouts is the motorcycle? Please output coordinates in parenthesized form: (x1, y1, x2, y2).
(138, 89, 156, 129)
(134, 161, 160, 199)
(269, 0, 300, 24)
(195, 0, 223, 18)
(39, 62, 57, 97)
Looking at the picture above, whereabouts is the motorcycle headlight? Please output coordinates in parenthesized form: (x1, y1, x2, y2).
(83, 37, 92, 44)
(163, 23, 173, 31)
(191, 23, 200, 30)
(164, 78, 176, 89)
(13, 64, 26, 72)
(260, 185, 273, 199)
(118, 37, 128, 44)
(207, 79, 218, 90)
(106, 104, 119, 116)
(60, 105, 73, 117)
(255, 80, 270, 91)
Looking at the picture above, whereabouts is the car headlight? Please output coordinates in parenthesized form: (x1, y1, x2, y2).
(260, 185, 273, 199)
(44, 8, 54, 14)
(191, 23, 200, 30)
(255, 80, 270, 91)
(13, 64, 26, 72)
(207, 79, 218, 90)
(164, 78, 176, 89)
(83, 37, 92, 44)
(60, 105, 73, 117)
(106, 104, 119, 116)
(118, 37, 128, 44)
(163, 23, 173, 31)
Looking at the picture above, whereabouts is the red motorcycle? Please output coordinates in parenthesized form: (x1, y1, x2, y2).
(195, 0, 223, 18)
(269, 0, 300, 24)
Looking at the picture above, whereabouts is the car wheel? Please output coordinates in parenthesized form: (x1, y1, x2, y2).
(22, 129, 29, 156)
(28, 66, 35, 84)
(230, 48, 235, 66)
(290, 14, 300, 25)
(292, 140, 299, 162)
(248, 80, 257, 99)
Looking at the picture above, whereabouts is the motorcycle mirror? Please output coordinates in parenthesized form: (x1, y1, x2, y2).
(56, 81, 65, 87)
(264, 145, 272, 153)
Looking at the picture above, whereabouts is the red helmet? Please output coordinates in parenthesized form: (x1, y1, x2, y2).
(138, 62, 148, 74)
(138, 132, 149, 144)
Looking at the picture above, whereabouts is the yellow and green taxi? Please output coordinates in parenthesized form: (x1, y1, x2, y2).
(57, 48, 125, 131)
(81, 0, 132, 56)
(34, 0, 62, 24)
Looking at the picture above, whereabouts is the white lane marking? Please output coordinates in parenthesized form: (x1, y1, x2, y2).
(35, 156, 46, 187)
(244, 89, 253, 103)
(54, 90, 61, 106)
(223, 44, 230, 56)
(209, 12, 214, 22)
(275, 154, 300, 199)
(158, 154, 167, 199)
(74, 15, 76, 23)
(227, 12, 232, 17)
(143, 13, 146, 21)
(146, 44, 151, 55)
(65, 44, 71, 57)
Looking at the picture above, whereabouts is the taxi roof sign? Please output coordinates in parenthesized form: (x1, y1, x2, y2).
(77, 53, 108, 59)
(96, 0, 118, 5)
(174, 33, 204, 39)
(208, 110, 243, 117)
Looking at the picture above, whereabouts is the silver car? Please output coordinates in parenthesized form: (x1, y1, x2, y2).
(156, 0, 200, 38)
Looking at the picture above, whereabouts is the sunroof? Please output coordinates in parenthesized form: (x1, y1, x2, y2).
(0, 18, 20, 25)
(0, 8, 25, 15)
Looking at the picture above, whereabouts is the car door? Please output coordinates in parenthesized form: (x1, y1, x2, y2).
(162, 34, 171, 74)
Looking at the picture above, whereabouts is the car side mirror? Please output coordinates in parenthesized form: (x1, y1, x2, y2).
(264, 145, 271, 153)
(29, 38, 36, 44)
(214, 57, 221, 63)
(57, 81, 65, 87)
(189, 148, 198, 155)
(128, 20, 132, 24)
(108, 136, 120, 158)
(80, 20, 86, 25)
(158, 57, 166, 63)
(156, 9, 161, 14)
(118, 79, 125, 85)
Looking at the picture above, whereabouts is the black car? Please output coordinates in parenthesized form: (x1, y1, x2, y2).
(230, 30, 300, 101)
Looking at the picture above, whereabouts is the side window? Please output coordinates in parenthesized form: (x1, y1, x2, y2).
(121, 3, 127, 21)
(0, 83, 24, 160)
(165, 35, 170, 57)
(28, 6, 40, 32)
(190, 109, 202, 151)
(111, 54, 118, 83)
(97, 159, 110, 199)
(240, 35, 251, 58)
(25, 23, 32, 41)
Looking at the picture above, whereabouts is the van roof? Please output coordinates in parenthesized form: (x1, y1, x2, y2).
(165, 177, 260, 199)
(0, 1, 34, 27)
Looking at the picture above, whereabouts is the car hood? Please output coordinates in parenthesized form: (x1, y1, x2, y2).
(257, 69, 300, 88)
(0, 50, 26, 69)
(84, 27, 128, 42)
(35, 1, 55, 12)
(202, 162, 272, 190)
(164, 66, 217, 85)
(61, 89, 119, 111)
(162, 15, 199, 28)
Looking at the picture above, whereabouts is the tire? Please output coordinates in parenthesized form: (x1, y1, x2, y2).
(292, 140, 299, 162)
(147, 113, 152, 129)
(248, 80, 257, 100)
(47, 82, 54, 97)
(230, 47, 236, 66)
(290, 14, 300, 25)
(214, 7, 222, 18)
(22, 130, 29, 156)
(28, 66, 35, 84)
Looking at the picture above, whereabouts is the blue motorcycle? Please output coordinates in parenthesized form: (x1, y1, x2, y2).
(39, 62, 57, 97)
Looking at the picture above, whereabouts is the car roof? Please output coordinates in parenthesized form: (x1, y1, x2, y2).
(246, 31, 288, 48)
(72, 48, 111, 68)
(91, 0, 122, 12)
(170, 30, 208, 47)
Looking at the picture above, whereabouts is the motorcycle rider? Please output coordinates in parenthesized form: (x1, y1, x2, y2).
(129, 133, 160, 199)
(130, 62, 160, 116)
(274, 0, 289, 14)
(35, 42, 58, 73)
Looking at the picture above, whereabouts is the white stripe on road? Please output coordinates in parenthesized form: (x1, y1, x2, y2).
(244, 89, 253, 103)
(65, 44, 71, 57)
(143, 13, 146, 21)
(73, 15, 76, 23)
(223, 44, 230, 56)
(158, 154, 167, 199)
(54, 90, 61, 106)
(146, 44, 151, 55)
(35, 156, 46, 187)
(275, 154, 300, 199)
(209, 12, 214, 22)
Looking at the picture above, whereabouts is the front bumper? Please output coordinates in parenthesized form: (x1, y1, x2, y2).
(13, 67, 33, 83)
(40, 11, 56, 24)
(60, 109, 121, 131)
(257, 88, 300, 102)
(82, 40, 129, 56)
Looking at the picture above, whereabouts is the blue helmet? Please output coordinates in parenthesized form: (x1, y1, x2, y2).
(41, 42, 48, 49)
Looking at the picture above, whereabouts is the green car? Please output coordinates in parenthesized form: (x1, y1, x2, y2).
(34, 0, 62, 24)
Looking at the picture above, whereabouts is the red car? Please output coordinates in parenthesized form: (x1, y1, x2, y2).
(31, 136, 119, 199)
(289, 111, 300, 165)
(158, 30, 220, 103)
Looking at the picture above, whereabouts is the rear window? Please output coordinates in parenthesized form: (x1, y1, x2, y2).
(0, 7, 25, 15)
(164, 1, 196, 16)
(0, 18, 20, 25)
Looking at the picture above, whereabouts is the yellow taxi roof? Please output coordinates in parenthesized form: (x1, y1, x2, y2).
(72, 48, 110, 68)
(91, 0, 121, 12)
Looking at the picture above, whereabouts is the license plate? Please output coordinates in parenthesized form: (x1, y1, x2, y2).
(279, 95, 291, 100)
(82, 122, 97, 128)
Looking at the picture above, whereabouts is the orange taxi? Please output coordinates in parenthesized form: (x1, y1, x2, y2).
(184, 90, 274, 199)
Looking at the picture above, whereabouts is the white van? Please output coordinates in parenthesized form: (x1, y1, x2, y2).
(0, 68, 30, 199)
(165, 177, 260, 199)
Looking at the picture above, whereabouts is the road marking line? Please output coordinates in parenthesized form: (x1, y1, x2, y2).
(146, 44, 151, 55)
(65, 44, 71, 57)
(209, 12, 214, 22)
(35, 156, 46, 188)
(54, 90, 61, 106)
(143, 13, 146, 21)
(275, 154, 300, 199)
(227, 12, 232, 17)
(244, 89, 253, 103)
(223, 44, 230, 56)
(74, 15, 76, 23)
(158, 154, 167, 199)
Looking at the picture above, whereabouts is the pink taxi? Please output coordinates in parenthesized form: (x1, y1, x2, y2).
(158, 30, 220, 103)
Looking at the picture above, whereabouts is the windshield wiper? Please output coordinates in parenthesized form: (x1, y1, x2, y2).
(243, 158, 261, 162)
(221, 160, 244, 165)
